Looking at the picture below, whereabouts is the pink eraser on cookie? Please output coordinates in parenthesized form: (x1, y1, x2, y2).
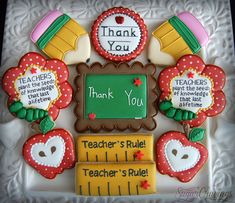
(31, 10, 63, 43)
(177, 12, 209, 46)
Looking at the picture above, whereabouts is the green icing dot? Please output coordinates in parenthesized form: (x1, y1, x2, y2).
(39, 115, 55, 134)
(33, 109, 40, 120)
(16, 108, 27, 119)
(166, 107, 176, 118)
(182, 111, 189, 120)
(159, 100, 172, 111)
(174, 109, 183, 121)
(25, 108, 34, 122)
(9, 101, 23, 113)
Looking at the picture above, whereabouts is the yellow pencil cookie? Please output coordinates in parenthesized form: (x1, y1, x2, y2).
(31, 10, 90, 65)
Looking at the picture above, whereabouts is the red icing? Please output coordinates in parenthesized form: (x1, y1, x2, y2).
(134, 150, 144, 160)
(115, 16, 124, 24)
(134, 78, 142, 87)
(140, 180, 150, 189)
(155, 131, 208, 183)
(158, 54, 226, 127)
(30, 67, 37, 74)
(22, 129, 76, 179)
(91, 7, 148, 62)
(2, 52, 73, 121)
(88, 113, 96, 120)
(187, 72, 194, 78)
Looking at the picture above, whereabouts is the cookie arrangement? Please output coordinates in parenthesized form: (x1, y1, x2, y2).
(1, 7, 226, 196)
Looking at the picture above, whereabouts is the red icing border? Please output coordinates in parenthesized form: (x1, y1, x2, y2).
(158, 54, 226, 127)
(156, 131, 208, 182)
(22, 128, 76, 179)
(2, 52, 73, 121)
(91, 7, 148, 62)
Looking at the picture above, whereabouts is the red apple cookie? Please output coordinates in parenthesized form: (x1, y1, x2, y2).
(156, 131, 208, 182)
(23, 129, 76, 179)
(2, 52, 73, 122)
(158, 54, 226, 127)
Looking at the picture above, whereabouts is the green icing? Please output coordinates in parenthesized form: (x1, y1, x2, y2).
(188, 111, 194, 120)
(36, 14, 70, 49)
(189, 128, 205, 142)
(169, 16, 201, 53)
(26, 108, 34, 122)
(16, 108, 27, 119)
(9, 101, 23, 113)
(39, 109, 45, 119)
(166, 107, 176, 118)
(85, 74, 147, 119)
(182, 110, 189, 120)
(159, 100, 197, 121)
(159, 100, 172, 111)
(39, 115, 55, 134)
(33, 109, 40, 120)
(174, 109, 183, 121)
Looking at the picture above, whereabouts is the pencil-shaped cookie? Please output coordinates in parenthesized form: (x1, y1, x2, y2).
(148, 12, 208, 66)
(31, 10, 91, 65)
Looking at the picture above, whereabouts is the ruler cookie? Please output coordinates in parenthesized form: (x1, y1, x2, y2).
(75, 162, 156, 196)
(77, 134, 153, 162)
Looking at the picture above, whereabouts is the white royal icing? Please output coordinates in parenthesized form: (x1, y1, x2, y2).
(30, 136, 65, 167)
(164, 139, 200, 172)
(98, 14, 141, 55)
(171, 70, 213, 113)
(15, 65, 59, 110)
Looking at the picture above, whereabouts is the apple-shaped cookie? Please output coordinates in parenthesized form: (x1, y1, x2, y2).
(23, 129, 75, 179)
(156, 131, 208, 182)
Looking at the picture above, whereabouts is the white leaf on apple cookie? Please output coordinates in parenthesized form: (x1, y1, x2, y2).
(164, 139, 200, 172)
(30, 136, 65, 167)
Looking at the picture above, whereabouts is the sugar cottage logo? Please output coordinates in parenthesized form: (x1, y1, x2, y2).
(176, 187, 233, 202)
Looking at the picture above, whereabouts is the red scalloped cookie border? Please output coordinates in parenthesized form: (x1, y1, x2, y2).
(91, 7, 148, 62)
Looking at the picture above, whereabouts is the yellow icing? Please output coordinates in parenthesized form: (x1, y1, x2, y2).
(77, 134, 153, 162)
(43, 18, 87, 60)
(75, 162, 156, 196)
(152, 21, 193, 60)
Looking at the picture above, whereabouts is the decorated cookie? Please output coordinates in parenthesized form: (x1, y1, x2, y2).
(75, 162, 156, 195)
(77, 133, 153, 162)
(31, 10, 90, 65)
(158, 54, 226, 127)
(23, 129, 76, 179)
(2, 52, 73, 133)
(74, 62, 157, 132)
(156, 131, 208, 182)
(91, 7, 148, 62)
(148, 12, 209, 65)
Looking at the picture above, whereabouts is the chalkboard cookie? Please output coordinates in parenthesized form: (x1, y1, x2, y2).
(148, 12, 209, 66)
(91, 7, 148, 62)
(74, 62, 157, 132)
(31, 10, 91, 65)
(2, 52, 73, 133)
(158, 54, 226, 127)
(23, 128, 76, 179)
(156, 131, 208, 182)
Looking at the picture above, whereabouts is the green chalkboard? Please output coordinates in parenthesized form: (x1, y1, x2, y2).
(85, 74, 147, 119)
